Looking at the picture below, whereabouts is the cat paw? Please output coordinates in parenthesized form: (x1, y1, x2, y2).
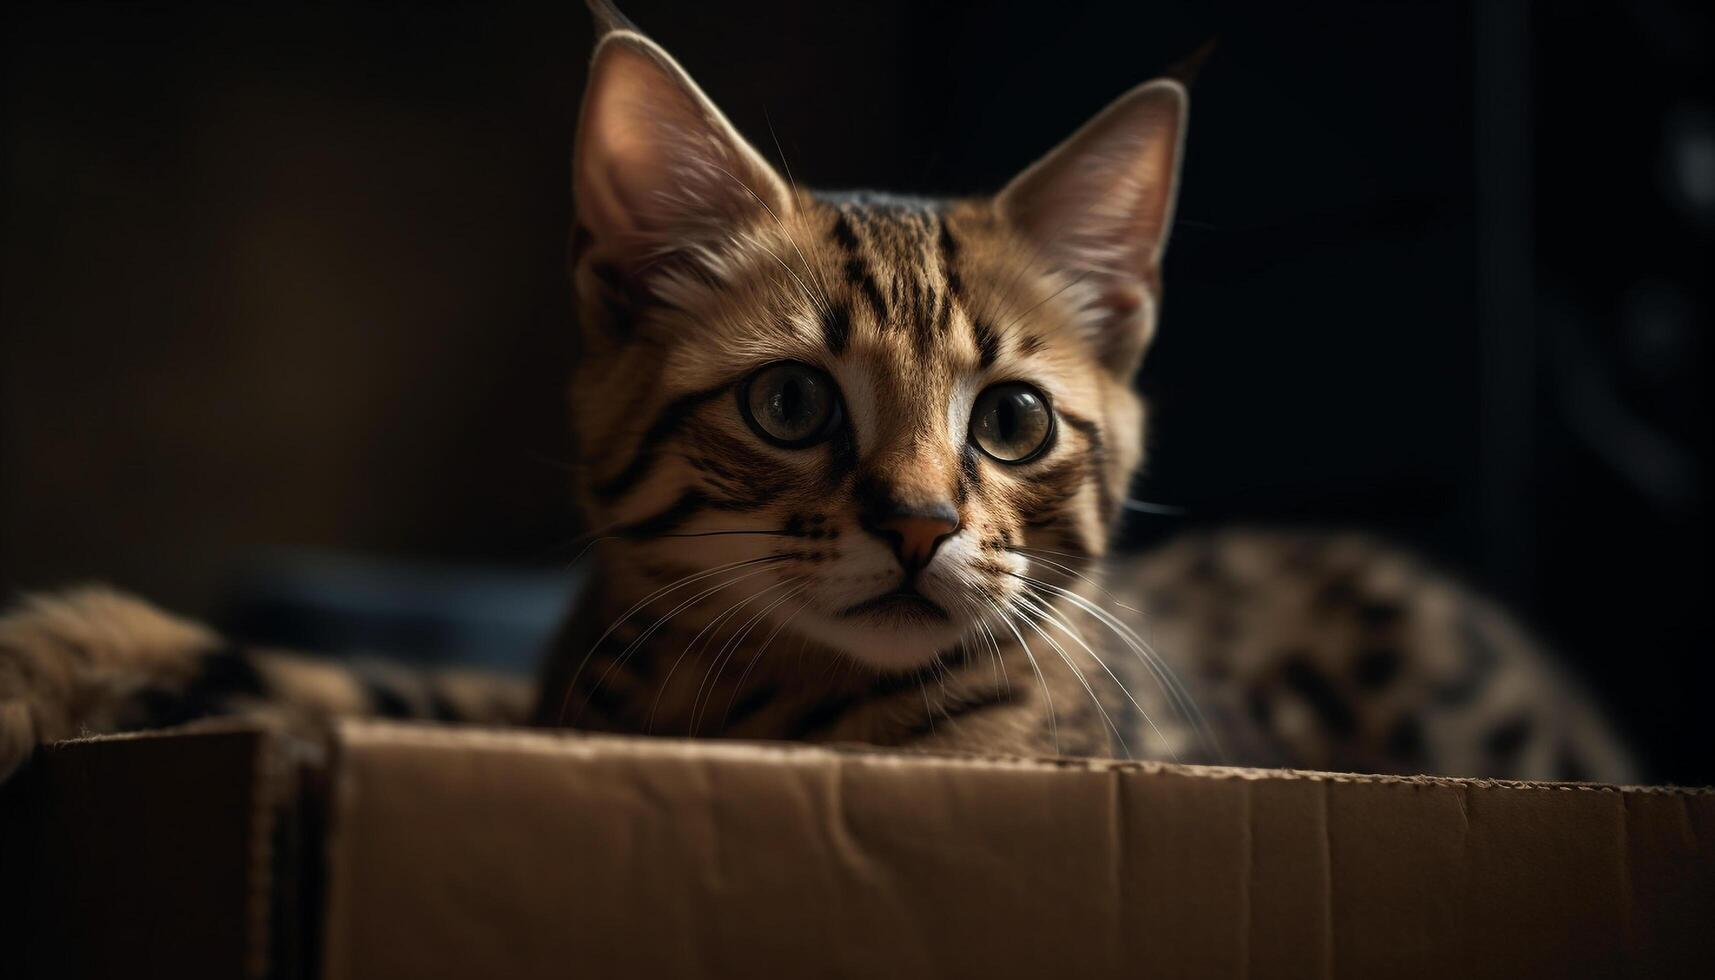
(0, 587, 216, 782)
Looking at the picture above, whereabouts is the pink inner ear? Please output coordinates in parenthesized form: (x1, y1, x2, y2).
(578, 154, 637, 245)
(575, 47, 679, 247)
(998, 80, 1187, 281)
(572, 33, 791, 272)
(995, 79, 1185, 375)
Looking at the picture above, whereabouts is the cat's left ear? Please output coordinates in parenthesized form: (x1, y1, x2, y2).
(573, 27, 793, 278)
(996, 79, 1187, 375)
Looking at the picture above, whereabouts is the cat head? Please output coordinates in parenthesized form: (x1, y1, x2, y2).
(567, 5, 1186, 672)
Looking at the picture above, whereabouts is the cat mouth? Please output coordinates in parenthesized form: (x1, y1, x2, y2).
(839, 587, 950, 624)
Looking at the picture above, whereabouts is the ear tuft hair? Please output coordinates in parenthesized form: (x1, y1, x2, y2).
(1164, 38, 1217, 88)
(585, 0, 640, 37)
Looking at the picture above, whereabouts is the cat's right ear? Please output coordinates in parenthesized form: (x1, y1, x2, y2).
(996, 79, 1188, 376)
(571, 26, 793, 284)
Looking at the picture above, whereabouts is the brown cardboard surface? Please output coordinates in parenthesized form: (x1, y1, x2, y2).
(0, 726, 296, 980)
(321, 722, 1715, 980)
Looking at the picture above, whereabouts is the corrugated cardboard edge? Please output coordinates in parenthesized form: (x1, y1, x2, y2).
(328, 718, 1714, 795)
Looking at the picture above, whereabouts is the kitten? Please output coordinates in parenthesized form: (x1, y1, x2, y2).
(0, 2, 1636, 783)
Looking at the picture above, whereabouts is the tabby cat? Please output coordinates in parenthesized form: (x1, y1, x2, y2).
(0, 2, 1636, 784)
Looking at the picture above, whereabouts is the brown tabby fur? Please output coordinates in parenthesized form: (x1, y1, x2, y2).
(0, 3, 1635, 784)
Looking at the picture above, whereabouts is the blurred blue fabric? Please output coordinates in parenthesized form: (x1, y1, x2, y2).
(216, 551, 586, 674)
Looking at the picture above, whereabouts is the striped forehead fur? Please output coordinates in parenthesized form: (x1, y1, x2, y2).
(569, 190, 1147, 571)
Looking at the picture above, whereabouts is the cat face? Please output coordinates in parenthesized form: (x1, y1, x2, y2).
(566, 20, 1185, 672)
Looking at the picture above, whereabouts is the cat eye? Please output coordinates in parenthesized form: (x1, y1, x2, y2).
(970, 382, 1054, 463)
(739, 361, 843, 448)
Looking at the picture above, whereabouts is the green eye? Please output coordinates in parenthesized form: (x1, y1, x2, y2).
(740, 362, 842, 448)
(970, 382, 1054, 463)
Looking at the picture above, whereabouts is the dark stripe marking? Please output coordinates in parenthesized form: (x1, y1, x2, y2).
(1281, 655, 1356, 737)
(192, 645, 270, 701)
(959, 443, 983, 486)
(360, 670, 418, 719)
(1015, 456, 1085, 524)
(788, 694, 859, 739)
(1385, 715, 1426, 762)
(575, 665, 631, 714)
(830, 212, 861, 252)
(972, 318, 1001, 369)
(427, 685, 463, 723)
(594, 384, 729, 500)
(869, 665, 945, 699)
(616, 489, 738, 539)
(912, 279, 937, 353)
(1554, 742, 1592, 782)
(1484, 714, 1534, 762)
(1058, 409, 1115, 519)
(825, 424, 860, 490)
(937, 216, 963, 297)
(134, 645, 269, 728)
(956, 444, 981, 505)
(937, 215, 974, 357)
(1352, 647, 1401, 691)
(821, 301, 852, 355)
(723, 681, 780, 729)
(845, 257, 890, 327)
(903, 685, 1020, 737)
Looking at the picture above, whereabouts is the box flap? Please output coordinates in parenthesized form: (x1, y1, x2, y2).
(0, 725, 304, 980)
(321, 722, 1715, 979)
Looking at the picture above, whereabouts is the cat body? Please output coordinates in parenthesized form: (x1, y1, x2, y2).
(0, 3, 1636, 784)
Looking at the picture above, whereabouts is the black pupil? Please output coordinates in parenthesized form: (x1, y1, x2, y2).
(775, 376, 805, 427)
(757, 368, 826, 440)
(995, 393, 1025, 444)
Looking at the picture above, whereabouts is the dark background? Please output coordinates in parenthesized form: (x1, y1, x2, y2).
(2, 1, 1710, 782)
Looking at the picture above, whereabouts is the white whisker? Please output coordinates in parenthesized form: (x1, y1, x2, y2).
(648, 571, 795, 731)
(559, 554, 786, 723)
(736, 229, 832, 320)
(1011, 546, 1146, 616)
(1013, 571, 1221, 761)
(691, 575, 808, 735)
(585, 562, 786, 717)
(952, 589, 1010, 696)
(918, 675, 936, 736)
(1015, 589, 1168, 760)
(1121, 499, 1187, 516)
(1006, 594, 1131, 759)
(703, 160, 835, 319)
(762, 113, 842, 312)
(984, 595, 1058, 755)
(719, 584, 814, 731)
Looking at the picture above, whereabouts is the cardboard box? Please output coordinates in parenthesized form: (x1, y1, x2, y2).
(4, 722, 1712, 978)
(0, 726, 309, 979)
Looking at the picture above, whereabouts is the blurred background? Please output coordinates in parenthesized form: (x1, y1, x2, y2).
(1, 1, 1709, 782)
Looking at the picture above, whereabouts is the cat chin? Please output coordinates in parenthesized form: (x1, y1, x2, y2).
(791, 612, 966, 673)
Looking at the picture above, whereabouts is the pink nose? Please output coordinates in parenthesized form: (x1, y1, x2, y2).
(875, 513, 959, 573)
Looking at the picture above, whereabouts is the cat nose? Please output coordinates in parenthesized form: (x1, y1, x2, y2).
(871, 505, 960, 574)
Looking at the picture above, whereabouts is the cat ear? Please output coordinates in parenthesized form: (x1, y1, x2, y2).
(573, 27, 793, 278)
(996, 79, 1188, 373)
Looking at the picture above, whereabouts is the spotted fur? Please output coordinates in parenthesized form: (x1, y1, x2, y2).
(0, 3, 1635, 784)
